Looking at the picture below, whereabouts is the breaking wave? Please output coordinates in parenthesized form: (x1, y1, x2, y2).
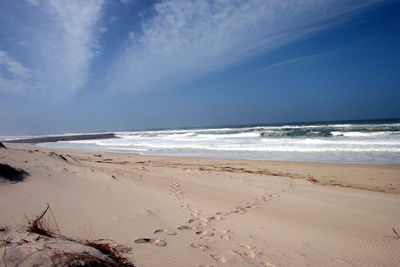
(37, 119, 400, 165)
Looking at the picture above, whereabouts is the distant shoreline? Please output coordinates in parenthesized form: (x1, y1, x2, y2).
(3, 133, 117, 144)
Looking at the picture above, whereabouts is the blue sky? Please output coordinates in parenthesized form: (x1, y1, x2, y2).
(1, 0, 399, 135)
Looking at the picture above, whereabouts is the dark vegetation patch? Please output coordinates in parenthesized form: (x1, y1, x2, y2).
(0, 141, 6, 149)
(0, 163, 29, 182)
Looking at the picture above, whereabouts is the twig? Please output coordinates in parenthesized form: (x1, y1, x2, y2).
(393, 228, 400, 239)
(36, 204, 50, 224)
(47, 203, 61, 235)
(27, 204, 54, 237)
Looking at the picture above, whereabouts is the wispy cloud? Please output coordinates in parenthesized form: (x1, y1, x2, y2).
(26, 0, 39, 6)
(108, 0, 382, 92)
(0, 50, 38, 94)
(0, 0, 384, 97)
(45, 0, 104, 94)
(0, 0, 104, 96)
(120, 0, 136, 4)
(259, 50, 343, 72)
(0, 50, 32, 80)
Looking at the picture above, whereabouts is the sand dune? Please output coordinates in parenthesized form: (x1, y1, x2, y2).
(1, 143, 399, 266)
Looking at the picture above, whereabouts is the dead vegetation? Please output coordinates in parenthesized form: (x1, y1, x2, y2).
(84, 240, 133, 266)
(23, 204, 135, 266)
(27, 204, 60, 238)
(51, 250, 119, 266)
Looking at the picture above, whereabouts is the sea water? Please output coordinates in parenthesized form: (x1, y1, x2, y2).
(32, 119, 400, 165)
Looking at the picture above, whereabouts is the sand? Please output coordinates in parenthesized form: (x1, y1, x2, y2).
(1, 143, 399, 266)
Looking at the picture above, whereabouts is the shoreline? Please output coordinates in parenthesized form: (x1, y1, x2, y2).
(1, 143, 400, 266)
(5, 143, 400, 194)
(10, 141, 400, 166)
(10, 140, 400, 167)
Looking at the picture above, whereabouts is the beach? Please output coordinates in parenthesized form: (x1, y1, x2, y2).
(1, 143, 399, 266)
(2, 0, 400, 265)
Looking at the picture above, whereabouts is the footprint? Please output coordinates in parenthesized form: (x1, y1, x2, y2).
(239, 243, 252, 250)
(190, 209, 200, 216)
(195, 230, 208, 236)
(233, 249, 256, 258)
(215, 228, 230, 234)
(233, 243, 259, 259)
(153, 239, 167, 246)
(134, 238, 167, 247)
(190, 242, 210, 252)
(210, 254, 227, 263)
(244, 251, 257, 258)
(154, 229, 177, 235)
(220, 235, 230, 240)
(196, 222, 207, 229)
(177, 225, 192, 230)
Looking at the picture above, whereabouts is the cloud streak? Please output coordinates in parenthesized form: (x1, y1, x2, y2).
(259, 49, 346, 72)
(0, 50, 38, 95)
(108, 0, 382, 92)
(45, 0, 104, 93)
(0, 0, 104, 96)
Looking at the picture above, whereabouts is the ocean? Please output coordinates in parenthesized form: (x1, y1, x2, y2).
(20, 118, 399, 165)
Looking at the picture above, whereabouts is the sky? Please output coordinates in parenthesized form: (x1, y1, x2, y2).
(0, 0, 400, 135)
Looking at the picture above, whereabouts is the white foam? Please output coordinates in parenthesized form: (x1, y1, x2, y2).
(332, 131, 392, 137)
(36, 122, 400, 165)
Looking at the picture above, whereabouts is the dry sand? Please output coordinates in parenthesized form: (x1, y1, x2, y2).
(1, 143, 399, 266)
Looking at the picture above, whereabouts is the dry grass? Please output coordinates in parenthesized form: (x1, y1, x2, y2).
(52, 251, 129, 267)
(84, 240, 133, 266)
(26, 204, 135, 266)
(27, 204, 59, 238)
